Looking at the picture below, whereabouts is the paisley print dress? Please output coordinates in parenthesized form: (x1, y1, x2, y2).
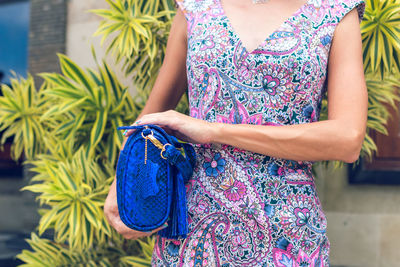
(151, 0, 365, 266)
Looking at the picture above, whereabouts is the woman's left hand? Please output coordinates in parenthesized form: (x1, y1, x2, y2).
(125, 110, 216, 144)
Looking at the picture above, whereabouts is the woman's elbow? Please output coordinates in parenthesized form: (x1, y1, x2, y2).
(340, 128, 365, 163)
(342, 149, 362, 164)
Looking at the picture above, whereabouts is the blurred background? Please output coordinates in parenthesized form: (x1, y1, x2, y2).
(0, 0, 400, 266)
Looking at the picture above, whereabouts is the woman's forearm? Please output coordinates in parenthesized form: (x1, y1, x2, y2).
(210, 119, 365, 163)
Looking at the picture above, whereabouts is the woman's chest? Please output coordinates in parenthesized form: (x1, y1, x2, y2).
(186, 4, 335, 76)
(185, 2, 337, 124)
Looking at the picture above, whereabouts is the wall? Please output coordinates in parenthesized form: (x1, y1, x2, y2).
(29, 0, 67, 79)
(66, 0, 107, 69)
(315, 164, 400, 267)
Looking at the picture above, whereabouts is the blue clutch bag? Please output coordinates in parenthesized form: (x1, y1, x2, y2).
(116, 124, 196, 239)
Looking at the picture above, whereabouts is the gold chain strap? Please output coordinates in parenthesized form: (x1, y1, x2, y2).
(145, 137, 148, 164)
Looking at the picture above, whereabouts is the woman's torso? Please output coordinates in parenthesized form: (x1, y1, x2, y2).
(151, 0, 365, 265)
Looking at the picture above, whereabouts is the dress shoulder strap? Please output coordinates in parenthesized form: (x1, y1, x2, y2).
(175, 0, 215, 21)
(329, 0, 366, 24)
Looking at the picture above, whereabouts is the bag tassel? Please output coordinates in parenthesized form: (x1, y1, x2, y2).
(159, 151, 189, 239)
(158, 170, 188, 239)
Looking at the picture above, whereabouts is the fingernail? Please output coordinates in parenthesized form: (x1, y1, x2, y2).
(123, 130, 128, 136)
(135, 120, 141, 124)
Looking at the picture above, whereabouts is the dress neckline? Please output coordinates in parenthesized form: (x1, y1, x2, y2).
(217, 0, 311, 54)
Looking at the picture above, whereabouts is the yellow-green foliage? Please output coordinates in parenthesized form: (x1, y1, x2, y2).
(0, 0, 397, 265)
(23, 148, 114, 250)
(361, 0, 400, 77)
(91, 0, 176, 100)
(91, 0, 189, 114)
(41, 54, 138, 165)
(0, 74, 47, 160)
(17, 232, 153, 267)
(0, 55, 155, 266)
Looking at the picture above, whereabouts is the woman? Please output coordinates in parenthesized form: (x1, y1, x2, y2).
(104, 0, 367, 265)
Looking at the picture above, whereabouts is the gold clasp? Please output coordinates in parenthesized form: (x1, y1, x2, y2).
(160, 143, 172, 160)
(142, 126, 174, 163)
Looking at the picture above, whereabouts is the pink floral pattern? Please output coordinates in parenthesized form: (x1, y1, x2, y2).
(223, 178, 247, 202)
(152, 0, 366, 266)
